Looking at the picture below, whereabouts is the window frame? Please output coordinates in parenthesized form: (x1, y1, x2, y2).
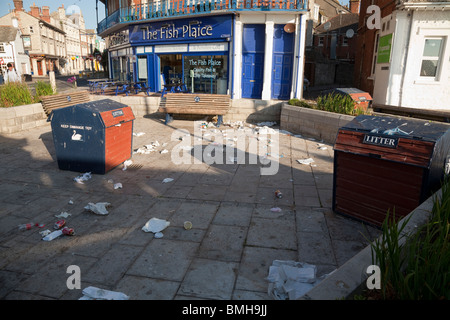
(419, 36, 445, 81)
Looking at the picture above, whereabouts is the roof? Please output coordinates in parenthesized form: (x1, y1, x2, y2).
(0, 25, 18, 43)
(315, 13, 359, 33)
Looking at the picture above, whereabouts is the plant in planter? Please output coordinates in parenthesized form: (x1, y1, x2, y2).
(366, 177, 450, 300)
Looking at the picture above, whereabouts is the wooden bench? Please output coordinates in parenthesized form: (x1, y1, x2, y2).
(41, 90, 90, 117)
(159, 93, 231, 126)
(372, 103, 450, 123)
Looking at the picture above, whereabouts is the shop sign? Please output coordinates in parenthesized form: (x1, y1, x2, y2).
(107, 29, 129, 48)
(129, 15, 232, 44)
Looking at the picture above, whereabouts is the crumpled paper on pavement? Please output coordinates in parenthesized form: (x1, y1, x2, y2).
(142, 217, 170, 234)
(84, 202, 111, 215)
(266, 260, 332, 300)
(79, 286, 129, 300)
(74, 172, 92, 184)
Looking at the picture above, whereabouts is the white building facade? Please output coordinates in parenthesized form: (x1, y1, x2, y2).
(372, 1, 450, 110)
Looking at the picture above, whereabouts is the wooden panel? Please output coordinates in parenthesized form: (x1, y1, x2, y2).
(335, 130, 434, 167)
(162, 93, 231, 115)
(41, 91, 90, 116)
(104, 121, 133, 172)
(334, 151, 424, 226)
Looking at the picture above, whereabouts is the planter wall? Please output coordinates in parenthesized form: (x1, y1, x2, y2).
(280, 103, 355, 144)
(0, 103, 47, 134)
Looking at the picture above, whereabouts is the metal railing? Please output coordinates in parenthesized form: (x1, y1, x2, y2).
(98, 0, 307, 33)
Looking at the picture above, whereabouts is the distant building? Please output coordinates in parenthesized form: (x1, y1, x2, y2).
(0, 24, 31, 77)
(354, 0, 450, 110)
(0, 1, 66, 76)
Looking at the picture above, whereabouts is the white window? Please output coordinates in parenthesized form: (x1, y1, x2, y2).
(419, 37, 444, 79)
(318, 36, 324, 46)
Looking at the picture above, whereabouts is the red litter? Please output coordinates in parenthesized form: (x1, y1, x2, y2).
(54, 220, 66, 229)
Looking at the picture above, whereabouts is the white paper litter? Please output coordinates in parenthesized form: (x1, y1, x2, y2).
(55, 212, 71, 218)
(42, 229, 63, 241)
(133, 132, 145, 137)
(267, 260, 330, 300)
(162, 178, 174, 183)
(122, 160, 133, 170)
(160, 149, 169, 154)
(142, 218, 170, 233)
(297, 158, 315, 165)
(74, 172, 91, 184)
(270, 207, 282, 212)
(113, 183, 122, 189)
(257, 121, 276, 127)
(80, 286, 129, 300)
(84, 202, 111, 215)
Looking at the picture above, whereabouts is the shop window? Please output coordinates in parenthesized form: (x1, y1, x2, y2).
(420, 37, 444, 79)
(137, 55, 148, 82)
(183, 55, 228, 94)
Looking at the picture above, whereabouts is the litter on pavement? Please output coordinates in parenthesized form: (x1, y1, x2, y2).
(142, 217, 170, 236)
(267, 260, 333, 300)
(73, 172, 92, 184)
(297, 158, 315, 165)
(84, 202, 111, 215)
(79, 286, 129, 300)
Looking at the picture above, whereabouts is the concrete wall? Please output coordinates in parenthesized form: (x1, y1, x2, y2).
(280, 103, 354, 143)
(0, 103, 47, 134)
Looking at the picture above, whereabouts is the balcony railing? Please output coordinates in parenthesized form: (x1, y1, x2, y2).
(98, 0, 308, 34)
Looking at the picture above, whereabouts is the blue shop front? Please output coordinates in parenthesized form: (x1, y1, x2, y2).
(129, 14, 233, 96)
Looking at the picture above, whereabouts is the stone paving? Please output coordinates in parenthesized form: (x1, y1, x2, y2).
(0, 116, 380, 300)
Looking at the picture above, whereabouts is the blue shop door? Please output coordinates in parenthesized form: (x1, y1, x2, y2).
(271, 25, 295, 100)
(242, 24, 265, 99)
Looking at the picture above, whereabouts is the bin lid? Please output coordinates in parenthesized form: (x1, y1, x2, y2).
(72, 99, 135, 127)
(320, 88, 373, 102)
(341, 115, 450, 142)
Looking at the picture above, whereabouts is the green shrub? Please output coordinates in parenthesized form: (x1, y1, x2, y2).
(316, 93, 355, 115)
(288, 98, 315, 109)
(369, 177, 450, 300)
(0, 82, 34, 107)
(34, 81, 55, 101)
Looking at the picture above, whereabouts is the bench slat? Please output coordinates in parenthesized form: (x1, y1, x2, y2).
(41, 90, 90, 116)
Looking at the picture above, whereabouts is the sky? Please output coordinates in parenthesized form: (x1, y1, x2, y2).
(0, 0, 106, 30)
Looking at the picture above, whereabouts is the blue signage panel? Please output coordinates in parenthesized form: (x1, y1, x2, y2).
(129, 15, 232, 44)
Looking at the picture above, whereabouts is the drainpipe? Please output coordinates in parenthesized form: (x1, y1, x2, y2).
(398, 9, 413, 107)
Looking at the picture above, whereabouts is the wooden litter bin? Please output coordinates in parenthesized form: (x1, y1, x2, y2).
(333, 115, 450, 227)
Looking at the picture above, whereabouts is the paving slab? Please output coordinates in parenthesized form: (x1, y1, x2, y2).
(0, 116, 380, 300)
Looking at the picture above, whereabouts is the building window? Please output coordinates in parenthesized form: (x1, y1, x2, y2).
(420, 37, 444, 79)
(318, 36, 324, 46)
(342, 36, 348, 46)
(0, 44, 4, 52)
(29, 26, 34, 33)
